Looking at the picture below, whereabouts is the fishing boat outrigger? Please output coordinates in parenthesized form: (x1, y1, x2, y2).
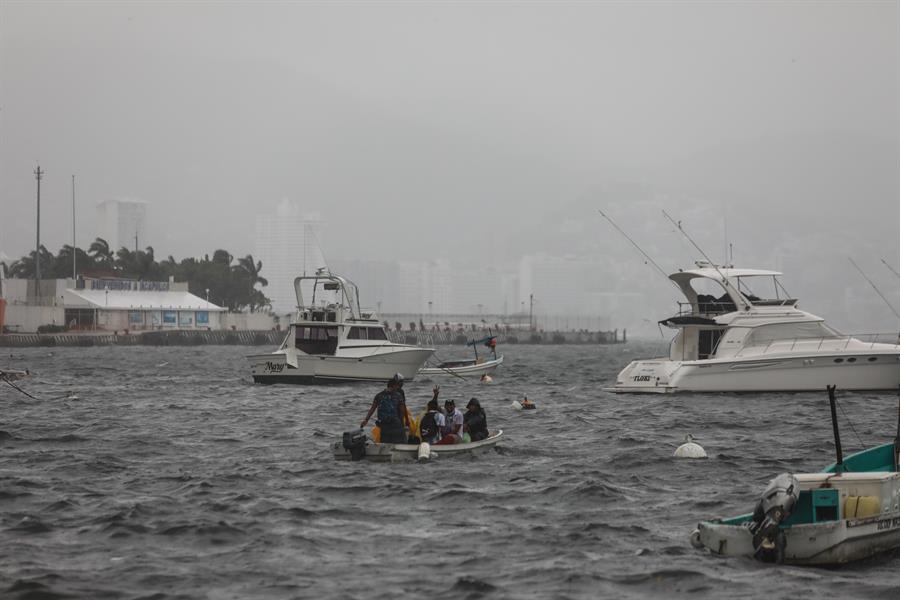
(419, 331, 504, 378)
(691, 386, 900, 565)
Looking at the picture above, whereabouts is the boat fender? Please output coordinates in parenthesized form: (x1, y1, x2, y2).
(749, 473, 799, 563)
(674, 434, 707, 458)
(342, 428, 367, 461)
(417, 442, 431, 462)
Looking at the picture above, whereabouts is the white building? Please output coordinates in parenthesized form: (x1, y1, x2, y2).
(96, 198, 148, 252)
(2, 277, 226, 333)
(255, 199, 326, 314)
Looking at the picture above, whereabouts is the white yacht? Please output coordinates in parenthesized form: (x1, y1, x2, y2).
(248, 271, 434, 384)
(610, 262, 900, 393)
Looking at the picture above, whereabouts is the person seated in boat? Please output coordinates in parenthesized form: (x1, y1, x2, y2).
(463, 398, 488, 442)
(434, 398, 464, 445)
(520, 396, 535, 409)
(418, 398, 446, 444)
(360, 373, 409, 444)
(407, 385, 440, 443)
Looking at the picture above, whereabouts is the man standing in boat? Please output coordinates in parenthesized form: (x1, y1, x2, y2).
(360, 373, 410, 444)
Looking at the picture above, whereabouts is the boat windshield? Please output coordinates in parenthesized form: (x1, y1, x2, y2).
(744, 321, 841, 346)
(733, 275, 796, 306)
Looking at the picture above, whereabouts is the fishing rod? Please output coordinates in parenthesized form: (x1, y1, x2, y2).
(661, 210, 748, 309)
(848, 257, 900, 322)
(597, 208, 675, 287)
(881, 258, 900, 281)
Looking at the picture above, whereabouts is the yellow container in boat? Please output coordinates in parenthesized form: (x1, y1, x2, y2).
(844, 496, 881, 519)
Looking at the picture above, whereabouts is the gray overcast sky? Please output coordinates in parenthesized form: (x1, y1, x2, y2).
(1, 1, 898, 294)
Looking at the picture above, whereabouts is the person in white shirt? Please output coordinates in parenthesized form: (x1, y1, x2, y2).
(435, 398, 464, 445)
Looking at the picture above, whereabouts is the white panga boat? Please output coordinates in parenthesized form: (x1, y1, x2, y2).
(691, 387, 900, 565)
(334, 429, 503, 462)
(419, 332, 504, 377)
(248, 270, 434, 384)
(0, 369, 30, 382)
(610, 262, 900, 393)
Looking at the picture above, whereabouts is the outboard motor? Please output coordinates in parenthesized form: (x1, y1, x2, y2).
(342, 428, 367, 461)
(748, 473, 800, 563)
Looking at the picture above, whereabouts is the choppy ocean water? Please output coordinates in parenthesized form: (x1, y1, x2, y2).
(2, 341, 899, 599)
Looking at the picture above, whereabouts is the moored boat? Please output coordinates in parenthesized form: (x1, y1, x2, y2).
(419, 332, 504, 378)
(248, 270, 433, 384)
(691, 387, 900, 565)
(333, 429, 503, 462)
(609, 262, 900, 393)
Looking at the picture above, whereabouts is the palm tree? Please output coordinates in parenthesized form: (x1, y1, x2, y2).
(88, 238, 114, 270)
(234, 255, 269, 312)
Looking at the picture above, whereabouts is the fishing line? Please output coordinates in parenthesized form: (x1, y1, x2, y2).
(597, 208, 675, 287)
(881, 258, 900, 281)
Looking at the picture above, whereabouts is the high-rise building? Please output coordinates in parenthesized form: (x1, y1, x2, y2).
(255, 199, 326, 314)
(96, 198, 148, 252)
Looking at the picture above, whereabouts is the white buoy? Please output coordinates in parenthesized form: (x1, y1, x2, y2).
(417, 442, 431, 462)
(674, 434, 707, 459)
(511, 400, 523, 410)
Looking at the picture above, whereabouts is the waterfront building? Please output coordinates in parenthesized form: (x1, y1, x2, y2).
(1, 277, 226, 333)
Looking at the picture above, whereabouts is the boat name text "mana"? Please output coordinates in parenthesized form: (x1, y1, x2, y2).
(264, 361, 285, 373)
(632, 375, 653, 382)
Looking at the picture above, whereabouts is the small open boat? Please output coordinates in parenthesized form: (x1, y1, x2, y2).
(0, 369, 30, 383)
(419, 332, 504, 378)
(334, 429, 503, 462)
(691, 386, 900, 565)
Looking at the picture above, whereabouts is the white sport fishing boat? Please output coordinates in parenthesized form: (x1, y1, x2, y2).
(248, 270, 434, 384)
(691, 387, 900, 565)
(419, 332, 504, 378)
(610, 262, 900, 393)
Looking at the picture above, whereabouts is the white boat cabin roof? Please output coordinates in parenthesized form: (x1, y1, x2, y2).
(669, 267, 783, 285)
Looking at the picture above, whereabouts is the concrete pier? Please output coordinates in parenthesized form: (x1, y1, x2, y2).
(0, 327, 624, 348)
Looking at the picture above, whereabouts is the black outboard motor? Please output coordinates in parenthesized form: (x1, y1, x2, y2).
(748, 473, 800, 563)
(342, 429, 367, 461)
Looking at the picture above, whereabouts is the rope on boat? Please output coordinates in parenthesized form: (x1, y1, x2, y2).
(834, 393, 866, 450)
(2, 377, 76, 402)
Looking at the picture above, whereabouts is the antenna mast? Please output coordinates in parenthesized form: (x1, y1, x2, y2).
(72, 174, 76, 279)
(34, 165, 44, 295)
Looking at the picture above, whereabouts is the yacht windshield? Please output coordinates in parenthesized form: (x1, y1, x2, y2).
(745, 322, 841, 346)
(735, 275, 795, 306)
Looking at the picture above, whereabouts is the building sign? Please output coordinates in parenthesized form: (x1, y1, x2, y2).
(89, 278, 170, 292)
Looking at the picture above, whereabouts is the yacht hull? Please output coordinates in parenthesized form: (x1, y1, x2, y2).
(248, 347, 434, 384)
(610, 352, 900, 393)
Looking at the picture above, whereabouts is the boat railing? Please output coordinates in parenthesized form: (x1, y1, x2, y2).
(734, 333, 900, 357)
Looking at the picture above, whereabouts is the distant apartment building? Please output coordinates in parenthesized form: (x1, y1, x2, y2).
(255, 199, 326, 314)
(96, 198, 148, 252)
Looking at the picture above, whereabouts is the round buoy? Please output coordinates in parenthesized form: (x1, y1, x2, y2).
(674, 434, 707, 459)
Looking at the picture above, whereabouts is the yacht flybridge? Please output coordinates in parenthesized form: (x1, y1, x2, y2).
(248, 271, 434, 384)
(610, 262, 900, 393)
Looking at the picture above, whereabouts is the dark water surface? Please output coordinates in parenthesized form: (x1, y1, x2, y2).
(2, 342, 899, 599)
